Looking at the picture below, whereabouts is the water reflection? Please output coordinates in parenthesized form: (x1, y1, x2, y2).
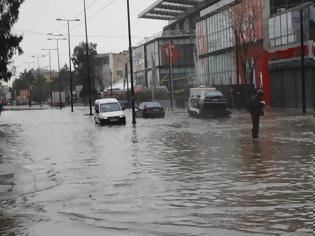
(0, 109, 313, 235)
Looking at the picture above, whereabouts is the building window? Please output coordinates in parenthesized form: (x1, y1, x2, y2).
(269, 10, 297, 47)
(269, 5, 313, 48)
(270, 0, 308, 15)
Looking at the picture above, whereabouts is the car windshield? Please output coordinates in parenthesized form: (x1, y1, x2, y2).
(205, 91, 223, 97)
(100, 102, 121, 112)
(144, 102, 161, 108)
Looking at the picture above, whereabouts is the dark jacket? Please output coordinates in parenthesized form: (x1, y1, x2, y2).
(246, 95, 265, 115)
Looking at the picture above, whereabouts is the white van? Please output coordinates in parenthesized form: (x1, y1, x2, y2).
(94, 98, 126, 125)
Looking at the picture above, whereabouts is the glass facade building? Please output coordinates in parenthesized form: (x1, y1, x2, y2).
(270, 0, 309, 15)
(267, 3, 315, 108)
(196, 0, 263, 86)
(268, 4, 314, 48)
(133, 36, 195, 90)
(196, 8, 236, 86)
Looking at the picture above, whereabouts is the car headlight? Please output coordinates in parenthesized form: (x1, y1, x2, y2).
(101, 114, 108, 119)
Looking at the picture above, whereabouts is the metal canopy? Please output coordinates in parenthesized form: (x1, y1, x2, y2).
(139, 0, 202, 20)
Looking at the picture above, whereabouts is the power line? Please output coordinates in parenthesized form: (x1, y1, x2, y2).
(50, 0, 104, 35)
(88, 0, 116, 21)
(14, 29, 144, 39)
(42, 0, 120, 53)
(14, 29, 48, 36)
(69, 0, 118, 33)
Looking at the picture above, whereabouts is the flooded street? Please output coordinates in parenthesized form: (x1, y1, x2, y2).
(0, 108, 313, 236)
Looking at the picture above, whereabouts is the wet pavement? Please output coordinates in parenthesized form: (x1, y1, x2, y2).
(0, 107, 313, 236)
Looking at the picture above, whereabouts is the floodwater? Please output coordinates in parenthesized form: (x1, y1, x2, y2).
(0, 108, 313, 236)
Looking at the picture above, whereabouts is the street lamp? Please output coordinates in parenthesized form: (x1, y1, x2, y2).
(31, 54, 46, 79)
(168, 40, 174, 112)
(23, 61, 36, 71)
(56, 18, 80, 112)
(83, 0, 93, 116)
(47, 35, 67, 109)
(300, 9, 306, 114)
(41, 48, 57, 106)
(126, 0, 136, 125)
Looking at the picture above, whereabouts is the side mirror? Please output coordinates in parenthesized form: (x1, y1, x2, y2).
(122, 106, 125, 111)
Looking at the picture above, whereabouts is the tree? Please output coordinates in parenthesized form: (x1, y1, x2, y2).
(12, 69, 34, 94)
(228, 0, 263, 85)
(72, 41, 98, 100)
(0, 0, 24, 81)
(31, 76, 50, 103)
(13, 69, 51, 103)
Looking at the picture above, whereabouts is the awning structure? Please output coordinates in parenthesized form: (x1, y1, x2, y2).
(138, 0, 202, 20)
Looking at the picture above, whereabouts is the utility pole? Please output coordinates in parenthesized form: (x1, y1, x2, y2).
(56, 18, 80, 112)
(42, 48, 57, 106)
(235, 30, 240, 85)
(168, 40, 174, 111)
(47, 35, 67, 109)
(31, 55, 46, 79)
(31, 54, 46, 105)
(83, 0, 93, 115)
(125, 63, 130, 103)
(110, 69, 113, 96)
(300, 9, 306, 114)
(126, 0, 136, 124)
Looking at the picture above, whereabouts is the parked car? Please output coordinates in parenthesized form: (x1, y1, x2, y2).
(94, 98, 126, 125)
(119, 100, 132, 109)
(136, 101, 165, 118)
(188, 87, 231, 118)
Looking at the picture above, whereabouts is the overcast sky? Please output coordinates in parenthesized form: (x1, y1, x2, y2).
(9, 0, 167, 84)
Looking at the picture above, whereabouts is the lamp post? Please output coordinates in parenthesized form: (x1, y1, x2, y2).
(31, 55, 46, 105)
(23, 61, 36, 71)
(168, 40, 174, 112)
(41, 48, 57, 106)
(300, 9, 306, 114)
(56, 18, 80, 112)
(126, 0, 136, 124)
(47, 35, 67, 109)
(31, 54, 46, 79)
(83, 0, 93, 116)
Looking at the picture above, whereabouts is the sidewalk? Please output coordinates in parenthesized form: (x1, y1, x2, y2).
(3, 105, 50, 111)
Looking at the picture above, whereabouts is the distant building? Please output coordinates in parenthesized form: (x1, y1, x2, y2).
(93, 52, 129, 93)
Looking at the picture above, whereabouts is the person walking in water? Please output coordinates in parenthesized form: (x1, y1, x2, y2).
(246, 89, 265, 139)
